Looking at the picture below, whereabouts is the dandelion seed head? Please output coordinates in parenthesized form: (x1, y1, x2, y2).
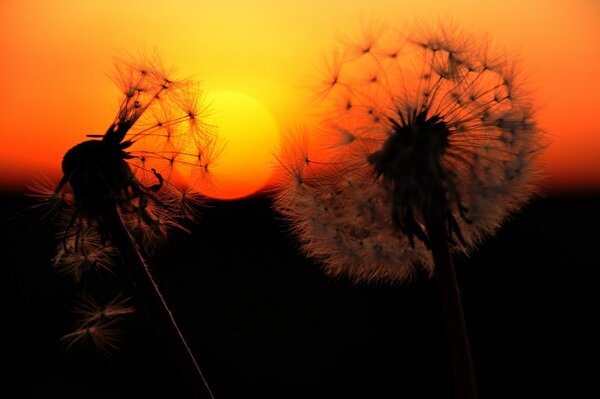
(275, 22, 544, 283)
(35, 54, 217, 354)
(49, 54, 215, 253)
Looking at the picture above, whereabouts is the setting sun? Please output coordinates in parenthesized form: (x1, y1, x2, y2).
(197, 91, 279, 200)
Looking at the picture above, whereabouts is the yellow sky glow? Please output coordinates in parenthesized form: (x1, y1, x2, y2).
(195, 91, 279, 200)
(0, 0, 599, 194)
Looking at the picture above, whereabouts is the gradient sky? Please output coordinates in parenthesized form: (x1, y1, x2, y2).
(1, 0, 599, 196)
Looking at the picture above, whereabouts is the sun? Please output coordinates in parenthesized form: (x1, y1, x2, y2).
(194, 91, 280, 200)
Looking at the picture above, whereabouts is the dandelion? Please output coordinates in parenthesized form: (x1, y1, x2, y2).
(33, 54, 216, 398)
(54, 56, 212, 252)
(275, 22, 544, 399)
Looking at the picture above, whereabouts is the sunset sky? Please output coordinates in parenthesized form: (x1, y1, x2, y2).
(1, 0, 599, 197)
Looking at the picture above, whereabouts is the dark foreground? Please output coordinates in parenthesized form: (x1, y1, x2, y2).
(3, 191, 598, 398)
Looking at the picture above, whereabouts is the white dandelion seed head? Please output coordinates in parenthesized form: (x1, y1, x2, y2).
(275, 22, 545, 283)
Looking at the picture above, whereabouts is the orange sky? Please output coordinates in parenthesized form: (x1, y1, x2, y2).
(1, 0, 599, 196)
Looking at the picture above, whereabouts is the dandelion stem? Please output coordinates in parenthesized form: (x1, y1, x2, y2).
(105, 204, 215, 399)
(425, 200, 478, 399)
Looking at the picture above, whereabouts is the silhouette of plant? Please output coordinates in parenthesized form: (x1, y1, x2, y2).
(275, 22, 544, 399)
(31, 55, 216, 397)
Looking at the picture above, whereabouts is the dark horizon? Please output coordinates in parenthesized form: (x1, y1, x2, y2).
(3, 190, 598, 398)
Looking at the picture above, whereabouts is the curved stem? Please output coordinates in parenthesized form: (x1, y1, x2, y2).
(105, 205, 215, 398)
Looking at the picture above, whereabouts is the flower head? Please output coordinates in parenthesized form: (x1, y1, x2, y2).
(32, 55, 217, 354)
(275, 23, 544, 283)
(41, 55, 215, 259)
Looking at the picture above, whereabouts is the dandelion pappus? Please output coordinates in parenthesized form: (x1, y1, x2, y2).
(275, 21, 545, 283)
(31, 55, 217, 367)
(50, 55, 215, 256)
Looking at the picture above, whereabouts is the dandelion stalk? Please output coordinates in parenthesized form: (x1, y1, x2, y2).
(104, 202, 214, 398)
(423, 192, 477, 399)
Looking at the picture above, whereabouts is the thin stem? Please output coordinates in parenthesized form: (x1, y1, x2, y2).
(105, 204, 215, 399)
(424, 204, 478, 399)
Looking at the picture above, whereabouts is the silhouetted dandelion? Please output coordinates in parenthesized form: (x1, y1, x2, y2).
(275, 22, 545, 399)
(32, 54, 216, 398)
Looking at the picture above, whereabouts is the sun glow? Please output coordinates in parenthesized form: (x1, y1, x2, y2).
(0, 1, 599, 192)
(196, 91, 279, 200)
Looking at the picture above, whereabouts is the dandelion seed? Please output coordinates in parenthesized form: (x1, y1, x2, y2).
(28, 176, 74, 222)
(62, 317, 123, 357)
(73, 294, 136, 324)
(52, 227, 119, 281)
(61, 294, 135, 356)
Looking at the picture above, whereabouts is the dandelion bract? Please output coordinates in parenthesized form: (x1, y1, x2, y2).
(275, 23, 544, 283)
